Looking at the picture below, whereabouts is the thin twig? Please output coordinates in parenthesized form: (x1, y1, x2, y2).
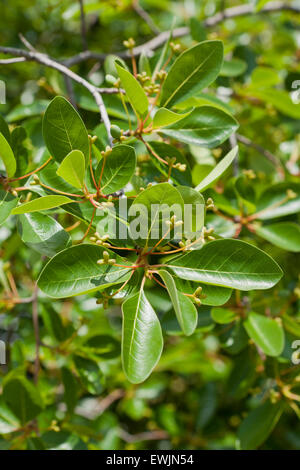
(0, 46, 113, 145)
(236, 133, 284, 177)
(63, 2, 300, 65)
(133, 0, 160, 35)
(118, 429, 169, 443)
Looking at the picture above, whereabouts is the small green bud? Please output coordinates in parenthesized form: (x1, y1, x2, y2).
(110, 124, 122, 139)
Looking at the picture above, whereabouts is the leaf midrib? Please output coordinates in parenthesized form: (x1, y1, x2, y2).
(163, 47, 217, 107)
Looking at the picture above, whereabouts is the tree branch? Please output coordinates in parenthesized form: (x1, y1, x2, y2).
(118, 429, 169, 443)
(236, 133, 284, 177)
(0, 46, 112, 145)
(63, 1, 300, 66)
(133, 0, 160, 35)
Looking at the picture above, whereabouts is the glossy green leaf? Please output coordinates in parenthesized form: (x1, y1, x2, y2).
(128, 182, 184, 247)
(195, 146, 238, 192)
(159, 106, 238, 147)
(238, 401, 283, 450)
(174, 277, 232, 306)
(122, 288, 163, 383)
(40, 160, 82, 196)
(56, 150, 85, 189)
(12, 195, 73, 214)
(176, 185, 205, 234)
(3, 371, 44, 424)
(160, 40, 223, 108)
(0, 132, 16, 177)
(74, 355, 103, 395)
(18, 212, 71, 257)
(211, 307, 236, 324)
(153, 108, 192, 128)
(147, 141, 192, 186)
(169, 239, 283, 290)
(38, 244, 131, 298)
(42, 96, 89, 163)
(254, 222, 300, 252)
(96, 144, 136, 194)
(0, 190, 18, 225)
(244, 312, 284, 356)
(159, 270, 197, 335)
(115, 62, 149, 118)
(255, 183, 300, 220)
(0, 402, 20, 434)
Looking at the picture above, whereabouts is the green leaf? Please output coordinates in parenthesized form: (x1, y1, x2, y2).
(168, 239, 283, 290)
(115, 62, 149, 118)
(227, 348, 257, 399)
(255, 183, 300, 220)
(0, 132, 16, 177)
(41, 304, 71, 342)
(122, 288, 163, 383)
(282, 314, 300, 337)
(0, 114, 10, 142)
(0, 402, 20, 434)
(153, 108, 192, 128)
(147, 141, 192, 186)
(38, 245, 131, 298)
(220, 58, 247, 77)
(0, 190, 18, 225)
(73, 355, 103, 395)
(234, 174, 256, 213)
(160, 40, 223, 108)
(243, 87, 300, 119)
(189, 18, 206, 42)
(56, 150, 85, 189)
(3, 371, 44, 424)
(95, 144, 136, 195)
(158, 270, 197, 336)
(12, 195, 73, 214)
(61, 367, 79, 414)
(40, 160, 82, 196)
(10, 127, 28, 177)
(238, 401, 283, 450)
(6, 100, 49, 122)
(42, 96, 89, 163)
(128, 182, 184, 247)
(159, 106, 238, 147)
(244, 312, 284, 356)
(138, 51, 151, 76)
(174, 277, 232, 306)
(18, 212, 71, 257)
(175, 185, 205, 234)
(195, 146, 238, 192)
(254, 222, 300, 252)
(211, 307, 236, 324)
